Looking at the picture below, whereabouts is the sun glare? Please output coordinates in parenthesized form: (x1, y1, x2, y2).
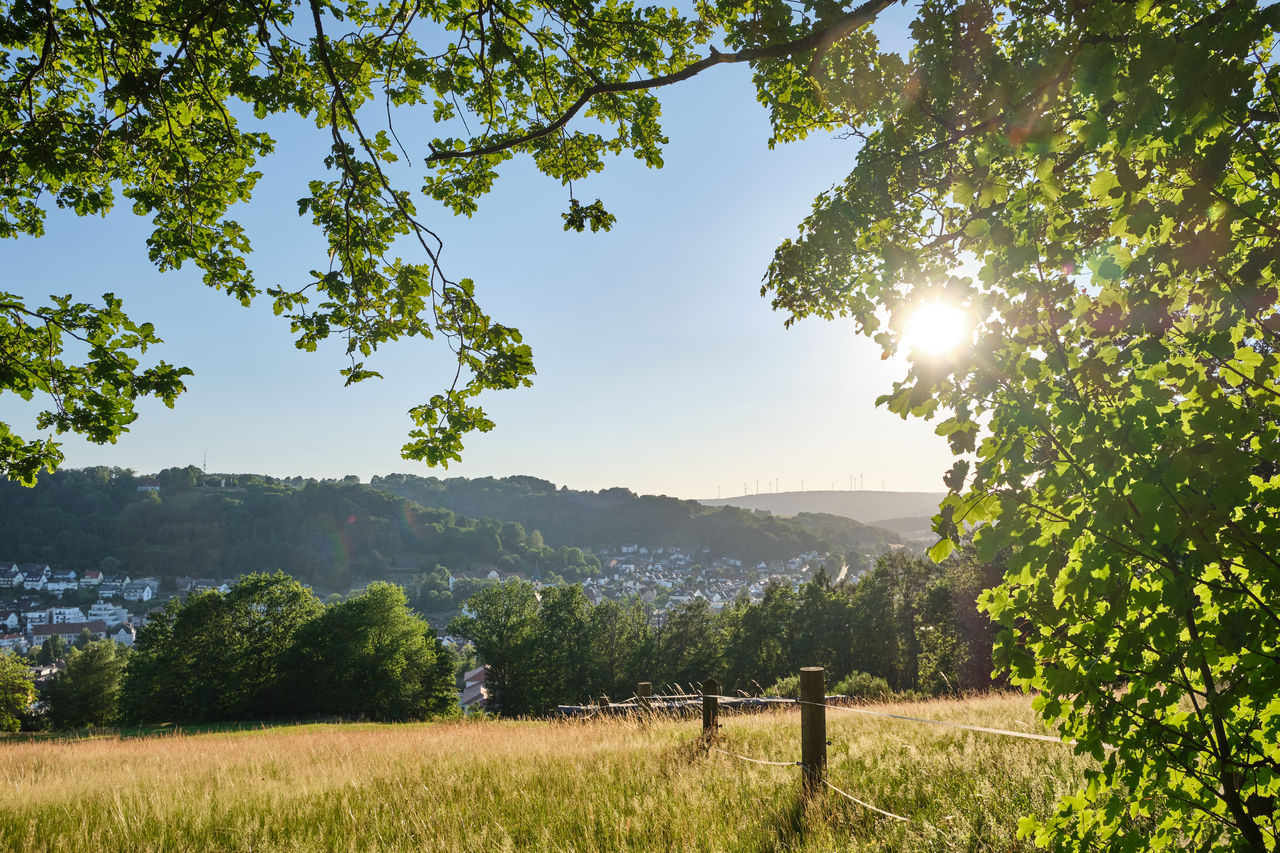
(902, 301, 970, 357)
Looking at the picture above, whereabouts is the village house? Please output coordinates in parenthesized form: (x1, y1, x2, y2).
(97, 576, 130, 599)
(0, 563, 20, 589)
(30, 620, 108, 647)
(20, 564, 50, 591)
(45, 570, 78, 594)
(0, 633, 24, 652)
(22, 608, 48, 628)
(78, 570, 103, 588)
(121, 580, 154, 602)
(459, 665, 488, 711)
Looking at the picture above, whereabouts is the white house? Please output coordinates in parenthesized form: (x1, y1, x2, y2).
(121, 581, 154, 602)
(78, 570, 103, 588)
(20, 564, 50, 590)
(88, 603, 130, 625)
(48, 607, 86, 624)
(113, 624, 136, 647)
(45, 570, 78, 594)
(0, 563, 21, 588)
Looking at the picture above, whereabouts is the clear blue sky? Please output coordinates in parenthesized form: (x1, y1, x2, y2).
(1, 5, 953, 499)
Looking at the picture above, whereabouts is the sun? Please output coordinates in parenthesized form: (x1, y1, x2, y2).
(901, 301, 971, 357)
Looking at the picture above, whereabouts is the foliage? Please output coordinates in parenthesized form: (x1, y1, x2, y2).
(44, 640, 129, 729)
(756, 1, 1280, 847)
(35, 636, 64, 666)
(121, 572, 454, 725)
(0, 650, 34, 732)
(762, 674, 799, 698)
(286, 582, 457, 720)
(830, 670, 890, 701)
(122, 572, 323, 723)
(452, 550, 1001, 715)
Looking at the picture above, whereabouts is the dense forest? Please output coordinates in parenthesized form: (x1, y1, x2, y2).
(371, 474, 901, 557)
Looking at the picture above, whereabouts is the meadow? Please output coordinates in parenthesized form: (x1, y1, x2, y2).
(0, 693, 1090, 852)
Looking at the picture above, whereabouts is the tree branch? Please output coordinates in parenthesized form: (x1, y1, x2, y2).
(426, 0, 895, 163)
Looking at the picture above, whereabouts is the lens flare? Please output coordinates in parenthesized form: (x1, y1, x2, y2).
(902, 301, 970, 357)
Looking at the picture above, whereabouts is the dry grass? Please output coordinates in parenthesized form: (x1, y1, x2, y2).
(0, 693, 1089, 852)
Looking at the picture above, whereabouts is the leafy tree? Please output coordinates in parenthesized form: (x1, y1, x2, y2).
(45, 640, 129, 729)
(448, 580, 541, 715)
(758, 2, 1280, 847)
(121, 572, 322, 722)
(653, 600, 724, 688)
(36, 636, 65, 666)
(583, 598, 653, 702)
(287, 582, 456, 720)
(0, 651, 34, 732)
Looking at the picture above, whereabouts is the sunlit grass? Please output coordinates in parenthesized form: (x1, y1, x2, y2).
(0, 693, 1089, 852)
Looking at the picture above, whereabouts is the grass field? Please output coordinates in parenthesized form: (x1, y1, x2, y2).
(0, 693, 1089, 852)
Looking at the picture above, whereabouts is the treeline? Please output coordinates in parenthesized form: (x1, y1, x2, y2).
(21, 574, 457, 729)
(450, 548, 1005, 716)
(0, 468, 598, 592)
(371, 474, 902, 558)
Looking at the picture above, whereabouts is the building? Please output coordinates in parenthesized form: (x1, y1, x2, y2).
(30, 620, 108, 647)
(87, 602, 130, 626)
(45, 570, 78, 594)
(460, 665, 488, 710)
(19, 564, 50, 591)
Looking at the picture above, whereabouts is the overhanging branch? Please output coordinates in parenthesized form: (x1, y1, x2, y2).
(426, 0, 895, 163)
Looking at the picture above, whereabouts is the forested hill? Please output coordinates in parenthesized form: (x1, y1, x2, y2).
(369, 474, 901, 557)
(0, 467, 599, 591)
(0, 469, 899, 593)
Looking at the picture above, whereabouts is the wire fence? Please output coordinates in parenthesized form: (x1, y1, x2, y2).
(562, 676, 1087, 827)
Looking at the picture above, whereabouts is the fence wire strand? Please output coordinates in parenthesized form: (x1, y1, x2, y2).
(711, 746, 799, 767)
(790, 698, 1068, 745)
(821, 778, 911, 822)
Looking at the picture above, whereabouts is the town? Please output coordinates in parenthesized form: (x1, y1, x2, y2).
(0, 542, 897, 658)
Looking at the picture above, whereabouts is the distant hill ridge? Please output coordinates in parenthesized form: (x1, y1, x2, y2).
(699, 491, 946, 527)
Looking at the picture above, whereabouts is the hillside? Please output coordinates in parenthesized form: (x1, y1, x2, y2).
(699, 491, 946, 526)
(0, 469, 901, 596)
(0, 694, 1089, 852)
(370, 474, 903, 558)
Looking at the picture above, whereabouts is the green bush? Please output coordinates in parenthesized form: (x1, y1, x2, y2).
(831, 671, 890, 701)
(762, 675, 799, 698)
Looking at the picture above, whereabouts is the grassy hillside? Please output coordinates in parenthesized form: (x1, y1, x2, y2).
(0, 693, 1088, 852)
(699, 491, 947, 526)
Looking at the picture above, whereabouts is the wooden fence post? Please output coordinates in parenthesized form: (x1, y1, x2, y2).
(800, 666, 826, 795)
(637, 681, 652, 711)
(701, 678, 720, 736)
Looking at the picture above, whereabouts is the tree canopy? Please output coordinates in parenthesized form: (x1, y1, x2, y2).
(6, 0, 1280, 845)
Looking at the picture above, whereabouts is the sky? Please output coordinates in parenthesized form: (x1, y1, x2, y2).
(1, 4, 955, 500)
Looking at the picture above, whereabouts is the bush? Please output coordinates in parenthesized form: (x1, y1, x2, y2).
(762, 675, 799, 698)
(831, 671, 891, 701)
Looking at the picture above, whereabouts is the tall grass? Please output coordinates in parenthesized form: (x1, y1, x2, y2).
(0, 693, 1088, 852)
